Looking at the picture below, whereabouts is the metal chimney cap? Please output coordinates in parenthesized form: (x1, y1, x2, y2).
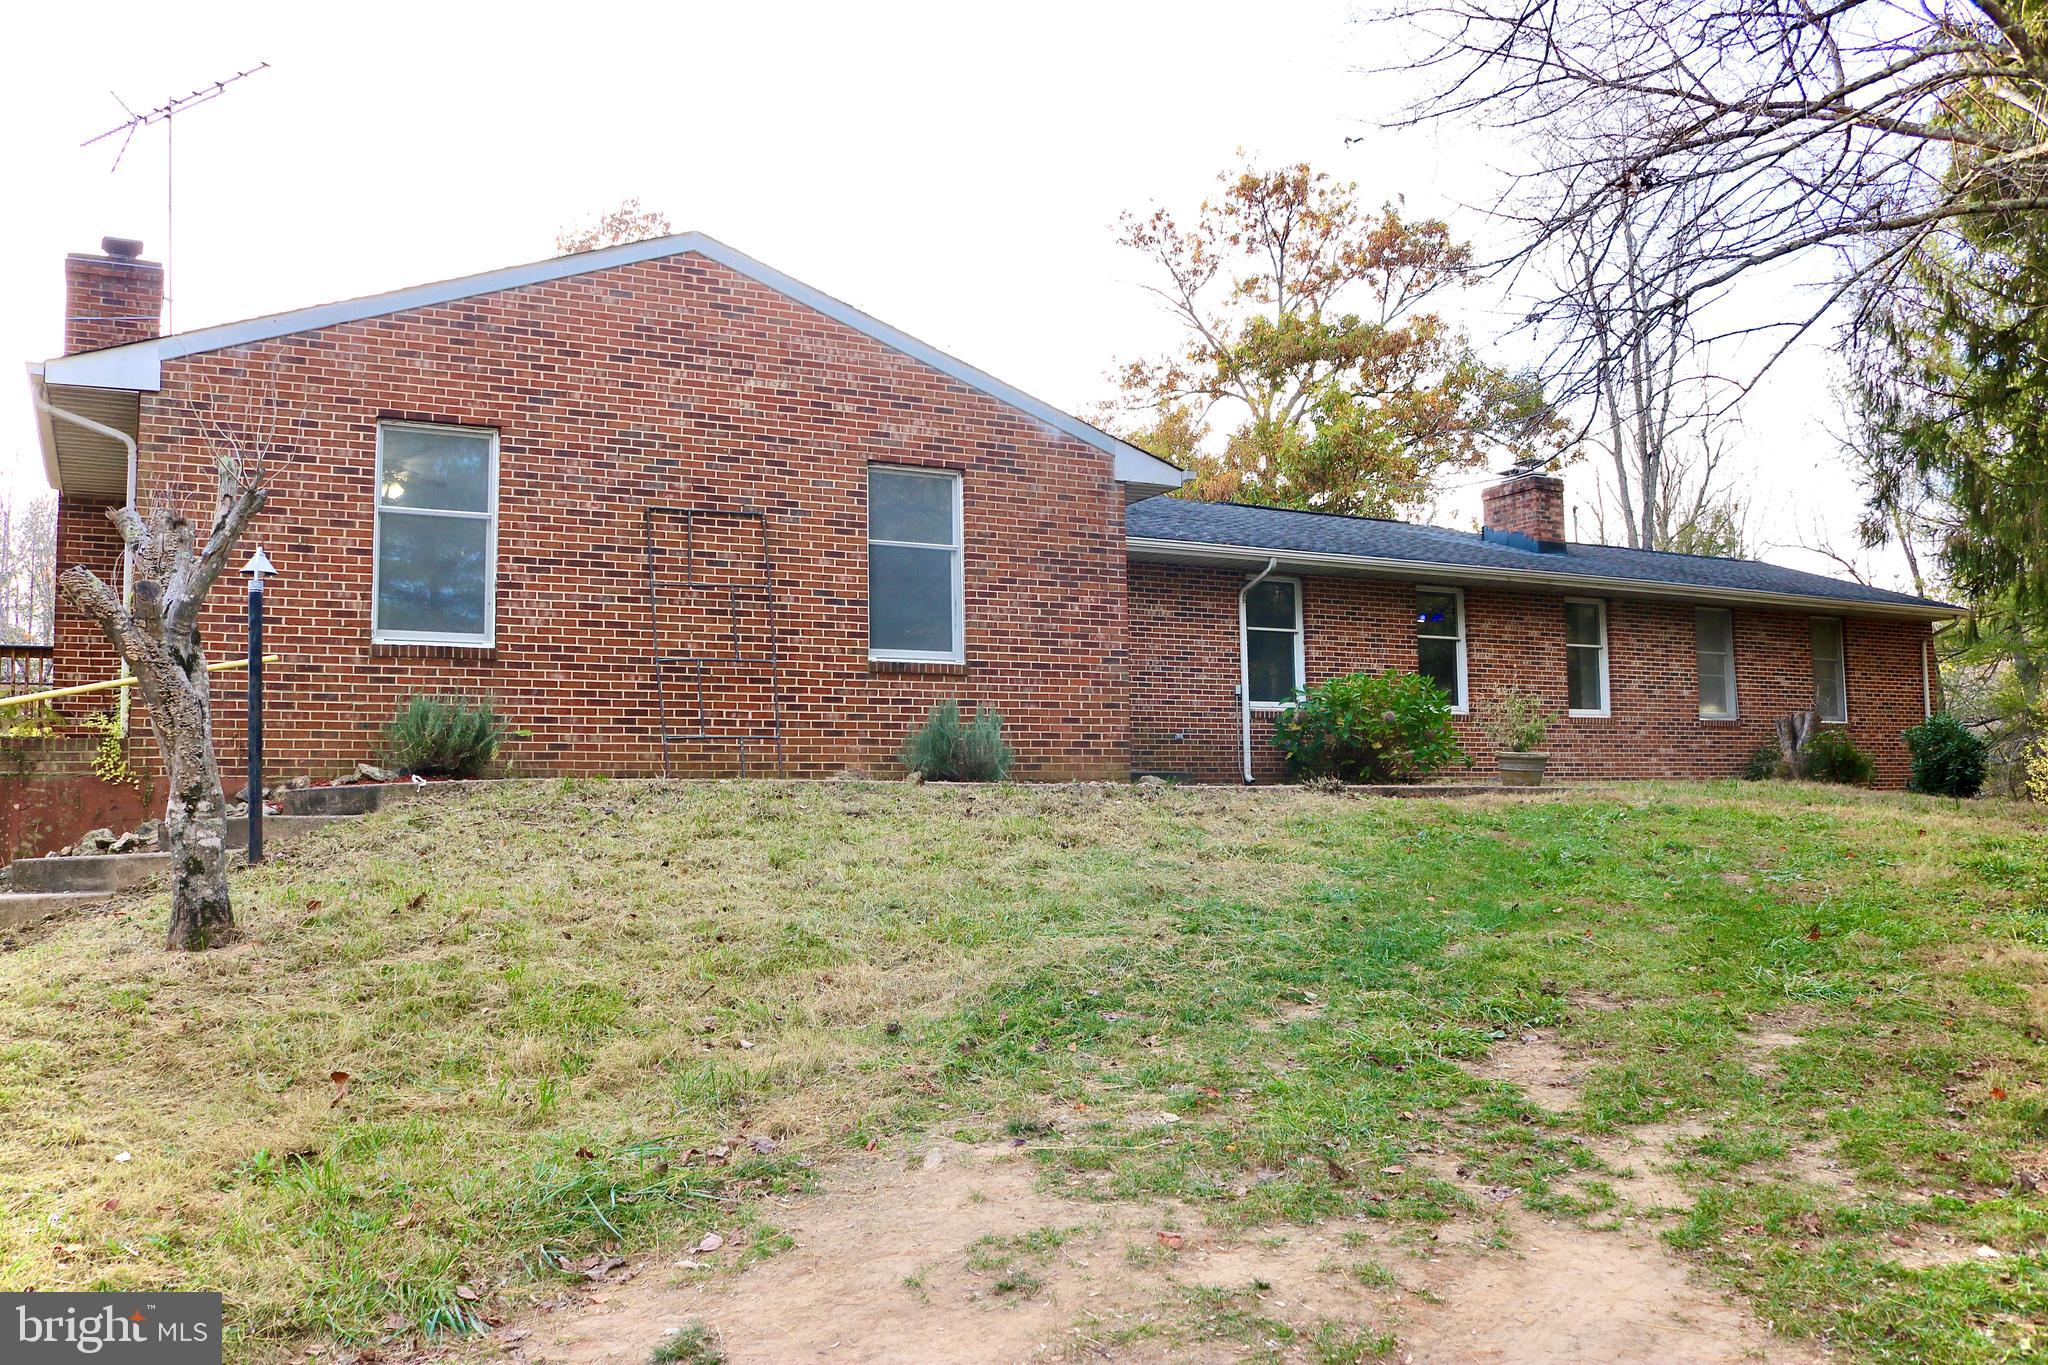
(100, 237, 145, 260)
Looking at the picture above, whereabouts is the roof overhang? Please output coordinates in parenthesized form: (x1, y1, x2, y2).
(26, 364, 137, 499)
(1127, 535, 1961, 622)
(30, 230, 1186, 500)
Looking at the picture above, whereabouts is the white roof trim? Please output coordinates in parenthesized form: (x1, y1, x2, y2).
(1127, 535, 1959, 621)
(35, 231, 1185, 492)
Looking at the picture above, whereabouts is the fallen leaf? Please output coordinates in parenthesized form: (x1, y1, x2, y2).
(574, 1147, 596, 1160)
(453, 1284, 479, 1302)
(305, 899, 322, 913)
(1380, 1164, 1406, 1176)
(406, 892, 427, 911)
(329, 1071, 352, 1108)
(1990, 1086, 2008, 1102)
(1156, 1231, 1184, 1249)
(748, 1135, 777, 1154)
(694, 1233, 724, 1254)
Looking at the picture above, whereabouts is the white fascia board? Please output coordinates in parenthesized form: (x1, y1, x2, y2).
(25, 365, 61, 490)
(1127, 535, 1960, 622)
(33, 231, 1187, 491)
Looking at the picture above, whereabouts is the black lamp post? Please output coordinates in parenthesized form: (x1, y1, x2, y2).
(241, 548, 278, 863)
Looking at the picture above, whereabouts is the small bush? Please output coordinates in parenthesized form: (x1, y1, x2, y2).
(382, 695, 505, 778)
(1480, 688, 1551, 753)
(1271, 671, 1469, 784)
(1902, 712, 1988, 798)
(1742, 741, 1786, 781)
(1803, 727, 1875, 785)
(901, 700, 1013, 781)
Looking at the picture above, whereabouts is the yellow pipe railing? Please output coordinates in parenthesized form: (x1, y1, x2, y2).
(0, 655, 280, 710)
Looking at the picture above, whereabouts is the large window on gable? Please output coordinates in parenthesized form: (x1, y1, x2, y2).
(373, 422, 497, 645)
(1416, 587, 1467, 711)
(1242, 578, 1303, 707)
(1812, 617, 1848, 722)
(1696, 607, 1737, 719)
(868, 466, 963, 662)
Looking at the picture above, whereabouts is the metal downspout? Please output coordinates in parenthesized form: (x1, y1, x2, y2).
(31, 391, 140, 728)
(1240, 557, 1280, 784)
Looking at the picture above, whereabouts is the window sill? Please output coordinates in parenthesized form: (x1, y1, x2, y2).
(1699, 713, 1741, 723)
(869, 658, 968, 677)
(371, 641, 498, 661)
(1567, 709, 1611, 720)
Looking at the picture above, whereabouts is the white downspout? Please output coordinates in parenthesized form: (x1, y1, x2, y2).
(1240, 557, 1280, 784)
(31, 392, 138, 601)
(32, 392, 140, 732)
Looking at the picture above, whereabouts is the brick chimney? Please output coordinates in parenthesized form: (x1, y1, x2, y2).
(64, 237, 163, 354)
(1480, 464, 1568, 551)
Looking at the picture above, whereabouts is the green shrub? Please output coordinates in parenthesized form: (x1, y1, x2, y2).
(901, 700, 1013, 781)
(1803, 727, 1875, 785)
(382, 695, 505, 778)
(1480, 688, 1551, 753)
(1742, 741, 1786, 781)
(1902, 712, 1988, 797)
(1270, 671, 1469, 784)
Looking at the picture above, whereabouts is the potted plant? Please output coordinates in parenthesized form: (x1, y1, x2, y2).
(1481, 688, 1553, 787)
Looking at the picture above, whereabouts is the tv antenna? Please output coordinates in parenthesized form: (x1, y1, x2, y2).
(81, 62, 269, 331)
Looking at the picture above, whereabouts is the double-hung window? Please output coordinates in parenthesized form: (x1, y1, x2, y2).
(1415, 587, 1467, 711)
(373, 422, 498, 646)
(1696, 608, 1737, 719)
(1811, 617, 1848, 722)
(1242, 578, 1303, 707)
(1565, 599, 1609, 716)
(868, 466, 963, 662)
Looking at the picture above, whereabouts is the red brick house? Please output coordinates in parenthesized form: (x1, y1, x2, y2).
(25, 234, 1954, 796)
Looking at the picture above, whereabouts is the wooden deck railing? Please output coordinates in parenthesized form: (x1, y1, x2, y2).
(0, 644, 55, 696)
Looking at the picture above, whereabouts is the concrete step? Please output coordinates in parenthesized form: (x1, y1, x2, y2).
(8, 814, 355, 894)
(0, 892, 113, 931)
(227, 813, 348, 847)
(279, 782, 414, 817)
(8, 852, 168, 894)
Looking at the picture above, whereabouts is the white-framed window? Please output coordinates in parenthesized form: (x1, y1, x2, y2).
(372, 421, 498, 646)
(1242, 576, 1303, 708)
(1565, 598, 1609, 717)
(1415, 586, 1468, 712)
(868, 465, 964, 663)
(1811, 616, 1848, 722)
(1696, 607, 1737, 720)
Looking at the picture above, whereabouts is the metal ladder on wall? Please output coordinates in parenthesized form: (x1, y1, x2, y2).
(643, 504, 785, 778)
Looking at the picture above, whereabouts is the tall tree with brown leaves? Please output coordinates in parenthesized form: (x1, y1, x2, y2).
(1111, 161, 1559, 517)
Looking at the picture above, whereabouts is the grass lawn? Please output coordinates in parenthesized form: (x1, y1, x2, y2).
(1, 779, 2044, 1361)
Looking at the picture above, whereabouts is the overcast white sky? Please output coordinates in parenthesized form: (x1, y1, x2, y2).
(0, 0, 1901, 587)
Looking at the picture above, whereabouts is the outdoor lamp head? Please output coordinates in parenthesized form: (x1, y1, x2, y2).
(241, 547, 278, 590)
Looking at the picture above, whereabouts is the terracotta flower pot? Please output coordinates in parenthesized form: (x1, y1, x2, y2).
(1496, 751, 1549, 788)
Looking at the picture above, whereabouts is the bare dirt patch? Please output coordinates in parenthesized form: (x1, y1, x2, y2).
(1395, 1205, 1823, 1364)
(433, 1136, 1818, 1365)
(1471, 1030, 1585, 1112)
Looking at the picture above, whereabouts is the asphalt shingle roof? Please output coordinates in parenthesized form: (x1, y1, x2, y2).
(1125, 497, 1954, 613)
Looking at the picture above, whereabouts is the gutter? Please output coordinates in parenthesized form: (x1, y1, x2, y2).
(31, 381, 138, 601)
(1239, 557, 1279, 784)
(1128, 536, 1960, 622)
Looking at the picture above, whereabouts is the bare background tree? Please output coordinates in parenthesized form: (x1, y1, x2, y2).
(554, 198, 674, 255)
(1546, 164, 1751, 554)
(0, 486, 57, 644)
(58, 427, 270, 951)
(1385, 0, 2048, 376)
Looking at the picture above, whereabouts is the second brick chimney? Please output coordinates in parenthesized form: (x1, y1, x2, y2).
(64, 237, 163, 354)
(1480, 464, 1568, 551)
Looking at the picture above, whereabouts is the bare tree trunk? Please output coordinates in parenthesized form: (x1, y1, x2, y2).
(57, 469, 265, 951)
